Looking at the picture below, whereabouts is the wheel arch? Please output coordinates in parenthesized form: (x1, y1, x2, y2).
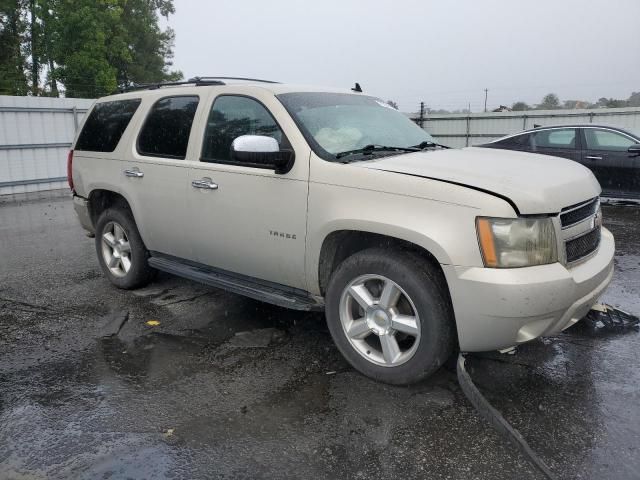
(316, 227, 450, 298)
(87, 189, 135, 227)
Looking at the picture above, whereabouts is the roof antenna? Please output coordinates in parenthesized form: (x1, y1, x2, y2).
(351, 82, 362, 93)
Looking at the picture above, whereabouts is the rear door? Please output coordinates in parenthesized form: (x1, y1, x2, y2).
(123, 95, 200, 260)
(581, 127, 639, 198)
(530, 128, 580, 161)
(185, 92, 310, 290)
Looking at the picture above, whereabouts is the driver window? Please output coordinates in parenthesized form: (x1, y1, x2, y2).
(201, 96, 284, 163)
(584, 129, 634, 152)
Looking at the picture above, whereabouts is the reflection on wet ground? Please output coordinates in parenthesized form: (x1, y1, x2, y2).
(0, 195, 638, 479)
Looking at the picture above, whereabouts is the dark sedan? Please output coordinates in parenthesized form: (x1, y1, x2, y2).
(480, 125, 640, 199)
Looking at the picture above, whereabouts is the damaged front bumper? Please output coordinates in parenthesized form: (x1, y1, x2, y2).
(443, 227, 615, 352)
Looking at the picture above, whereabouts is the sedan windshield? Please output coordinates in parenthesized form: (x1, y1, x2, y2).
(277, 92, 435, 160)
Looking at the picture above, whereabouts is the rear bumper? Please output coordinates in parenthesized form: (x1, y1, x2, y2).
(73, 195, 94, 234)
(443, 227, 615, 352)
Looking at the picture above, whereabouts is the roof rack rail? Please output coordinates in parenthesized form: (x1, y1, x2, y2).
(119, 76, 280, 93)
(189, 76, 280, 84)
(121, 78, 224, 93)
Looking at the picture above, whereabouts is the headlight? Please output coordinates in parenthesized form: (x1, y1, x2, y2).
(476, 217, 558, 268)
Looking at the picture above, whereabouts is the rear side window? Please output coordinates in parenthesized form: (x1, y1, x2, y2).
(75, 99, 141, 152)
(532, 128, 576, 149)
(137, 96, 199, 159)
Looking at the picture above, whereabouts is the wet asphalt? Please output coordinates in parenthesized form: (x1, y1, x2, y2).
(0, 192, 638, 480)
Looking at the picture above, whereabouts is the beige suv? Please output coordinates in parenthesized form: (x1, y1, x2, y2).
(70, 77, 614, 384)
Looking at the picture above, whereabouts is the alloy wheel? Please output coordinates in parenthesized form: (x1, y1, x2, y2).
(339, 274, 421, 367)
(101, 221, 132, 278)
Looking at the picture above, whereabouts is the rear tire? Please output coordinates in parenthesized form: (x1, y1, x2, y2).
(325, 248, 455, 385)
(95, 207, 156, 289)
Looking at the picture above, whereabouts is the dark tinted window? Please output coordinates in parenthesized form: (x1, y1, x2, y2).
(496, 134, 530, 147)
(202, 96, 284, 163)
(75, 99, 141, 152)
(532, 128, 576, 149)
(138, 96, 199, 159)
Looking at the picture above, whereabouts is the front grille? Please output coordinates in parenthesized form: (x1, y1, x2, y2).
(560, 198, 599, 228)
(565, 227, 601, 263)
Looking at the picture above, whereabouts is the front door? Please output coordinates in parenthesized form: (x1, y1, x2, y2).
(581, 127, 640, 198)
(186, 94, 310, 290)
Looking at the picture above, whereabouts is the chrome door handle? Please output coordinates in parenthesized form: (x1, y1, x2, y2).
(124, 168, 144, 178)
(191, 179, 218, 190)
(585, 155, 602, 160)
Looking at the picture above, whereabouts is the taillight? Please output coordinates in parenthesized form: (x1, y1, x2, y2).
(67, 149, 74, 192)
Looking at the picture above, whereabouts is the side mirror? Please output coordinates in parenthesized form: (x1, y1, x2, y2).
(628, 144, 640, 156)
(230, 135, 294, 173)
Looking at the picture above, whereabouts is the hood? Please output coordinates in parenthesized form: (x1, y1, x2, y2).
(356, 147, 601, 214)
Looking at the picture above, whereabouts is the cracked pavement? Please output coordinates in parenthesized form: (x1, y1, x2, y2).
(0, 193, 639, 479)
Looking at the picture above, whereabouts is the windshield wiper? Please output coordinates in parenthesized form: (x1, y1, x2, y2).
(413, 140, 450, 150)
(335, 144, 418, 160)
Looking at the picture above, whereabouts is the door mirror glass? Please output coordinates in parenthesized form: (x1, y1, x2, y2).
(231, 135, 293, 173)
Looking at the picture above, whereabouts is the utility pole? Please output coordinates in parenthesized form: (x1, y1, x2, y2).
(30, 0, 39, 95)
(418, 101, 425, 128)
(484, 88, 488, 112)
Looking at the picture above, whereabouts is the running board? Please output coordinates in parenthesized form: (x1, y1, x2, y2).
(148, 254, 323, 311)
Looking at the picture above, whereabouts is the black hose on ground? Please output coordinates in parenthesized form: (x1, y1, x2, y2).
(456, 353, 557, 480)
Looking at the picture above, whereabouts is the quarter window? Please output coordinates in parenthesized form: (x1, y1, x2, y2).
(532, 129, 576, 149)
(584, 129, 634, 151)
(201, 96, 284, 163)
(75, 99, 141, 152)
(137, 96, 199, 159)
(497, 134, 530, 147)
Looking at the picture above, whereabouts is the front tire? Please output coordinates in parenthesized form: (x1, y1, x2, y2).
(325, 248, 455, 385)
(95, 207, 155, 289)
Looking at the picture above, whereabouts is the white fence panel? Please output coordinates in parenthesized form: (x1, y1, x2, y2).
(0, 96, 94, 195)
(419, 107, 640, 149)
(3, 98, 640, 196)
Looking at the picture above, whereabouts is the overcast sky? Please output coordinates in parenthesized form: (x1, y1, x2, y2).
(165, 0, 640, 112)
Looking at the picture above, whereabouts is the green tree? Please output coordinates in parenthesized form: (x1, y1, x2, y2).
(1, 0, 180, 97)
(511, 101, 529, 111)
(113, 0, 182, 89)
(537, 93, 560, 110)
(36, 0, 60, 96)
(0, 0, 29, 95)
(52, 0, 120, 97)
(628, 92, 640, 107)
